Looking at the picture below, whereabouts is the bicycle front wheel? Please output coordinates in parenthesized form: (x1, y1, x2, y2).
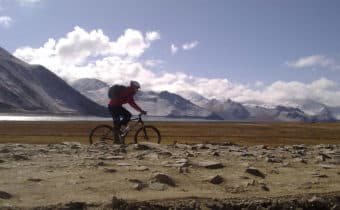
(89, 125, 114, 144)
(134, 125, 161, 144)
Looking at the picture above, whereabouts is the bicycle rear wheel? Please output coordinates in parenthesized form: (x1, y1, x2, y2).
(89, 125, 115, 144)
(134, 125, 161, 144)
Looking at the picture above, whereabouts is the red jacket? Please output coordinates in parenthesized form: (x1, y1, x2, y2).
(108, 86, 143, 112)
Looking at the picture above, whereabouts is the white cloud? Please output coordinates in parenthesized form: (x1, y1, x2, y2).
(12, 27, 340, 107)
(287, 54, 340, 71)
(145, 31, 160, 42)
(254, 81, 264, 88)
(182, 41, 198, 50)
(171, 44, 178, 54)
(17, 0, 42, 6)
(13, 26, 160, 81)
(0, 16, 12, 28)
(144, 59, 164, 68)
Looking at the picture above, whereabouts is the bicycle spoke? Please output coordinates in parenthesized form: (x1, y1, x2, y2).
(134, 125, 161, 144)
(89, 125, 115, 144)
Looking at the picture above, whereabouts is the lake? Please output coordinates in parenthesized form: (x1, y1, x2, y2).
(0, 115, 218, 122)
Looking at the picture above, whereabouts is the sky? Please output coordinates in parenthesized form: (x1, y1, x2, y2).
(1, 0, 340, 107)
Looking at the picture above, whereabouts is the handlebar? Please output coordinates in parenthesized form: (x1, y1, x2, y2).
(131, 113, 146, 121)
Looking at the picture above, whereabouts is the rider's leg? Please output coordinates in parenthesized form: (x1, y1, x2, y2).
(108, 105, 122, 143)
(120, 107, 132, 126)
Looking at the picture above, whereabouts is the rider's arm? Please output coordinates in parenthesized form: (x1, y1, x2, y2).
(127, 97, 143, 112)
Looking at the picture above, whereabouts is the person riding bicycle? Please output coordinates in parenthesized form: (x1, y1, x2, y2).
(108, 80, 147, 143)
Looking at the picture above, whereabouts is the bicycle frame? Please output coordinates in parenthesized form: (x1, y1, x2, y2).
(121, 114, 145, 137)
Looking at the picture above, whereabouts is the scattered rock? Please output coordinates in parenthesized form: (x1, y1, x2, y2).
(196, 144, 209, 149)
(317, 153, 332, 162)
(111, 196, 128, 209)
(185, 151, 195, 157)
(311, 173, 328, 178)
(104, 168, 117, 173)
(174, 143, 191, 150)
(99, 156, 124, 160)
(0, 191, 12, 199)
(149, 182, 167, 191)
(128, 179, 145, 191)
(175, 158, 190, 167)
(211, 151, 220, 156)
(319, 164, 334, 169)
(270, 169, 280, 174)
(331, 152, 340, 164)
(158, 151, 172, 158)
(27, 178, 43, 182)
(96, 161, 106, 166)
(239, 176, 250, 180)
(208, 175, 224, 185)
(293, 158, 307, 164)
(240, 152, 255, 157)
(261, 185, 270, 191)
(132, 166, 149, 171)
(12, 154, 29, 161)
(265, 157, 283, 163)
(133, 144, 151, 150)
(308, 196, 327, 205)
(0, 148, 10, 153)
(197, 161, 224, 169)
(138, 142, 163, 150)
(179, 166, 189, 174)
(245, 167, 266, 178)
(292, 145, 307, 150)
(151, 173, 176, 186)
(132, 183, 144, 191)
(116, 163, 132, 166)
(282, 161, 291, 167)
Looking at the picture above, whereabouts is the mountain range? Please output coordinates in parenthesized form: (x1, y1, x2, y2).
(0, 47, 108, 116)
(71, 78, 339, 122)
(0, 46, 339, 121)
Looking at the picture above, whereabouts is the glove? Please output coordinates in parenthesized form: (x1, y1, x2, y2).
(141, 110, 147, 115)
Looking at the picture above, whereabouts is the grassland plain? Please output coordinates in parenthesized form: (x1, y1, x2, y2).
(0, 121, 339, 145)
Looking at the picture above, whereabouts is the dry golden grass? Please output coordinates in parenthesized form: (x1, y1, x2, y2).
(0, 121, 339, 146)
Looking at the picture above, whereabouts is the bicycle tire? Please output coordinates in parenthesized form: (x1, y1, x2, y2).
(89, 125, 114, 144)
(134, 125, 161, 144)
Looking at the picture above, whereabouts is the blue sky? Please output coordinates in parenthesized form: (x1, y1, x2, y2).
(1, 0, 340, 106)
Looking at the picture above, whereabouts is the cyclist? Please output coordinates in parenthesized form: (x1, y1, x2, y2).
(108, 80, 147, 143)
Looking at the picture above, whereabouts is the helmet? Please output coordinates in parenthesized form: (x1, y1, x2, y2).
(130, 80, 141, 89)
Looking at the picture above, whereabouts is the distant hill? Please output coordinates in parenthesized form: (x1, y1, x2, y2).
(0, 47, 108, 116)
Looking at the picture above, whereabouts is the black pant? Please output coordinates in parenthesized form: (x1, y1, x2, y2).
(108, 105, 132, 129)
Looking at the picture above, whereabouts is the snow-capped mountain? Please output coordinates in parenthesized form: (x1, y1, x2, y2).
(71, 79, 222, 120)
(71, 78, 109, 106)
(72, 78, 109, 92)
(177, 90, 210, 107)
(178, 91, 250, 120)
(0, 47, 108, 116)
(137, 91, 222, 119)
(178, 90, 338, 122)
(204, 99, 250, 120)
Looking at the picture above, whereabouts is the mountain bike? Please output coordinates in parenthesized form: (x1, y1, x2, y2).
(89, 114, 161, 144)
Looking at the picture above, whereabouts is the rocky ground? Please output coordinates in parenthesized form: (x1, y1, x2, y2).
(0, 141, 340, 209)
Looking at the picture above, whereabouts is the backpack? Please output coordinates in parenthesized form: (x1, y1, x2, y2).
(108, 85, 126, 99)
